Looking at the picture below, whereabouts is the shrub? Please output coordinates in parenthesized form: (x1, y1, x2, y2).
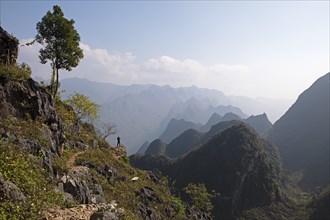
(183, 183, 219, 214)
(0, 62, 32, 81)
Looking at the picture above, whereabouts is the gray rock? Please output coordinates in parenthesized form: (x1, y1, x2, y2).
(136, 186, 163, 204)
(61, 174, 91, 204)
(0, 78, 66, 157)
(0, 172, 26, 203)
(90, 211, 118, 220)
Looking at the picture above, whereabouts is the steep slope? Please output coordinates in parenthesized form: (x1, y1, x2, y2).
(228, 95, 292, 123)
(268, 72, 330, 188)
(201, 120, 243, 144)
(200, 113, 223, 132)
(144, 139, 167, 156)
(160, 118, 199, 143)
(131, 123, 282, 219)
(309, 186, 330, 220)
(0, 75, 196, 219)
(165, 129, 203, 158)
(245, 113, 272, 135)
(135, 141, 150, 155)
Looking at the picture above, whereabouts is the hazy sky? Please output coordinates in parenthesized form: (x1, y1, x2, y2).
(1, 1, 329, 100)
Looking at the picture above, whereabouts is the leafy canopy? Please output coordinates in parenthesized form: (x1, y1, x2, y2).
(36, 5, 83, 97)
(65, 92, 100, 122)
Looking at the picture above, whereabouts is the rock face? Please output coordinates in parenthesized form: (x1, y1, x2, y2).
(60, 169, 107, 205)
(0, 78, 58, 123)
(0, 26, 19, 65)
(268, 72, 330, 188)
(0, 78, 66, 172)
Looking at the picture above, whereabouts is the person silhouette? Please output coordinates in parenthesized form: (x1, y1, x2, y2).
(117, 136, 121, 147)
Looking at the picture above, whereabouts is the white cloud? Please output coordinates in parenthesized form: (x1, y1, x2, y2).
(17, 40, 249, 95)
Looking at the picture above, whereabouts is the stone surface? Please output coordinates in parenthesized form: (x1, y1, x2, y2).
(0, 26, 19, 65)
(0, 172, 26, 203)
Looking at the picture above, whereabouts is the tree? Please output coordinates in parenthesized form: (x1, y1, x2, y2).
(65, 92, 100, 122)
(96, 122, 118, 140)
(183, 183, 219, 214)
(36, 5, 83, 97)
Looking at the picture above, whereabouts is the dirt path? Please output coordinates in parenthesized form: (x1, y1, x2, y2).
(66, 151, 87, 173)
(42, 203, 115, 220)
(66, 151, 83, 168)
(43, 152, 113, 220)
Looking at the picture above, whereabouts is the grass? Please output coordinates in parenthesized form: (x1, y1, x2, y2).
(0, 72, 186, 219)
(0, 143, 64, 220)
(0, 63, 32, 81)
(75, 147, 187, 219)
(0, 115, 50, 148)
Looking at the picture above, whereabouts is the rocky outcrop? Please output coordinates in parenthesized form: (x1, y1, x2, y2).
(0, 77, 66, 154)
(0, 26, 19, 65)
(59, 166, 107, 205)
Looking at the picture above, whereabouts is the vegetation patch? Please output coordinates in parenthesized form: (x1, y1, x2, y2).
(0, 63, 32, 81)
(0, 144, 63, 219)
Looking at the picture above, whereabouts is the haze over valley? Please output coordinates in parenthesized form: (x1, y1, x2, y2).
(1, 1, 329, 219)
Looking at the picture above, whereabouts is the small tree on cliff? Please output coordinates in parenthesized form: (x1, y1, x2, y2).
(65, 92, 100, 123)
(36, 5, 83, 97)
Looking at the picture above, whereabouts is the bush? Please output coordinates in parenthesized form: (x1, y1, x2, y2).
(183, 183, 219, 214)
(0, 62, 32, 80)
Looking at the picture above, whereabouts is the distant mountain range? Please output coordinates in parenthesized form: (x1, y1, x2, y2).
(130, 73, 330, 219)
(140, 112, 272, 158)
(130, 123, 282, 219)
(59, 77, 291, 154)
(268, 72, 330, 188)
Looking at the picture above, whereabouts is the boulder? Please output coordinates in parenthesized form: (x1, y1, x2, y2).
(90, 211, 118, 220)
(0, 172, 26, 203)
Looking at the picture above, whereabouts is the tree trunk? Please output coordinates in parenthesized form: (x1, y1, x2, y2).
(50, 67, 56, 96)
(53, 68, 59, 98)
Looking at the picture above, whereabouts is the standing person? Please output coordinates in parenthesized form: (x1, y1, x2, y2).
(117, 136, 121, 147)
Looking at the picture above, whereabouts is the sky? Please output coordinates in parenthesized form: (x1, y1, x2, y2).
(1, 0, 329, 100)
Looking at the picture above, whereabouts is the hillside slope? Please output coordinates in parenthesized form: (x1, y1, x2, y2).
(131, 123, 282, 219)
(268, 72, 330, 188)
(0, 74, 202, 219)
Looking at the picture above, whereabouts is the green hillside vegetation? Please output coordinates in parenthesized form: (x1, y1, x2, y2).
(131, 122, 329, 219)
(0, 68, 192, 219)
(0, 62, 32, 81)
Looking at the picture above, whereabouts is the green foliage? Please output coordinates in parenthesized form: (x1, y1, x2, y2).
(0, 144, 63, 219)
(65, 92, 100, 122)
(0, 115, 49, 148)
(74, 147, 187, 219)
(0, 63, 32, 81)
(52, 148, 79, 175)
(183, 183, 218, 214)
(35, 5, 83, 97)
